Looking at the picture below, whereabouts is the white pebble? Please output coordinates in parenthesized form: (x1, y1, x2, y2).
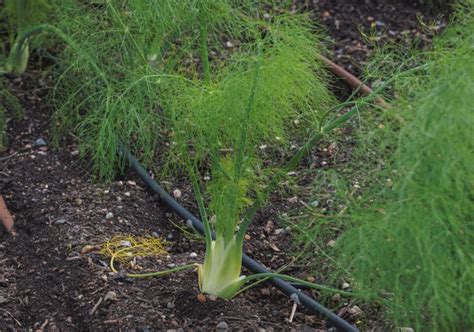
(173, 189, 182, 199)
(105, 212, 114, 219)
(189, 252, 197, 258)
(327, 240, 336, 248)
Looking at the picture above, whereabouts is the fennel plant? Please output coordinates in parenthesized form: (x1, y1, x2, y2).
(1, 0, 50, 75)
(335, 1, 474, 329)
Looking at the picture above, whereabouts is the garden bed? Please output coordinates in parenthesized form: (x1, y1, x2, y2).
(0, 1, 446, 330)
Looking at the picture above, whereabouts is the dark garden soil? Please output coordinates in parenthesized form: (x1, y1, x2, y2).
(0, 1, 447, 331)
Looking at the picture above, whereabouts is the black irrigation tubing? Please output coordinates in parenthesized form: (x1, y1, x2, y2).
(119, 145, 358, 332)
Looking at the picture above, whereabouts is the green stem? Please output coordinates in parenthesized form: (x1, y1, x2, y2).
(189, 165, 212, 254)
(125, 263, 197, 278)
(16, 0, 28, 30)
(198, 5, 210, 85)
(241, 272, 371, 299)
(106, 1, 146, 64)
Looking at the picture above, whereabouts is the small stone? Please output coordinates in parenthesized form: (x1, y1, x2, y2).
(197, 293, 206, 303)
(189, 252, 197, 258)
(124, 192, 131, 197)
(264, 220, 274, 235)
(127, 180, 136, 186)
(167, 263, 176, 268)
(274, 228, 285, 235)
(342, 282, 350, 289)
(263, 12, 270, 19)
(331, 294, 341, 302)
(260, 288, 270, 296)
(287, 196, 298, 203)
(105, 212, 114, 219)
(166, 302, 175, 309)
(306, 276, 315, 283)
(216, 321, 229, 330)
(326, 240, 336, 248)
(120, 240, 132, 247)
(75, 198, 83, 206)
(225, 41, 234, 48)
(0, 295, 8, 304)
(55, 218, 67, 225)
(166, 233, 174, 240)
(172, 189, 182, 199)
(349, 305, 363, 317)
(35, 138, 47, 146)
(244, 234, 251, 240)
(104, 291, 117, 302)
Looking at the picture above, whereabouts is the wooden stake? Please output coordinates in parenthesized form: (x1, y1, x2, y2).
(0, 196, 15, 234)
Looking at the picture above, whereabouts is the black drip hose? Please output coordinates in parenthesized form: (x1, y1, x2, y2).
(120, 146, 358, 332)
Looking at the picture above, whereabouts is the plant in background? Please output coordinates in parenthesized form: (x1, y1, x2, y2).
(335, 1, 474, 330)
(48, 0, 236, 180)
(1, 0, 50, 74)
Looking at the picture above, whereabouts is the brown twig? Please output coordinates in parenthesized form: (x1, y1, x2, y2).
(0, 152, 18, 162)
(318, 54, 389, 108)
(89, 297, 103, 316)
(0, 196, 15, 234)
(0, 308, 22, 327)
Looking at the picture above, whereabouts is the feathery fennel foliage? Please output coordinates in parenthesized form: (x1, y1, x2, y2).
(49, 1, 333, 181)
(160, 15, 333, 170)
(336, 2, 474, 330)
(49, 0, 202, 179)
